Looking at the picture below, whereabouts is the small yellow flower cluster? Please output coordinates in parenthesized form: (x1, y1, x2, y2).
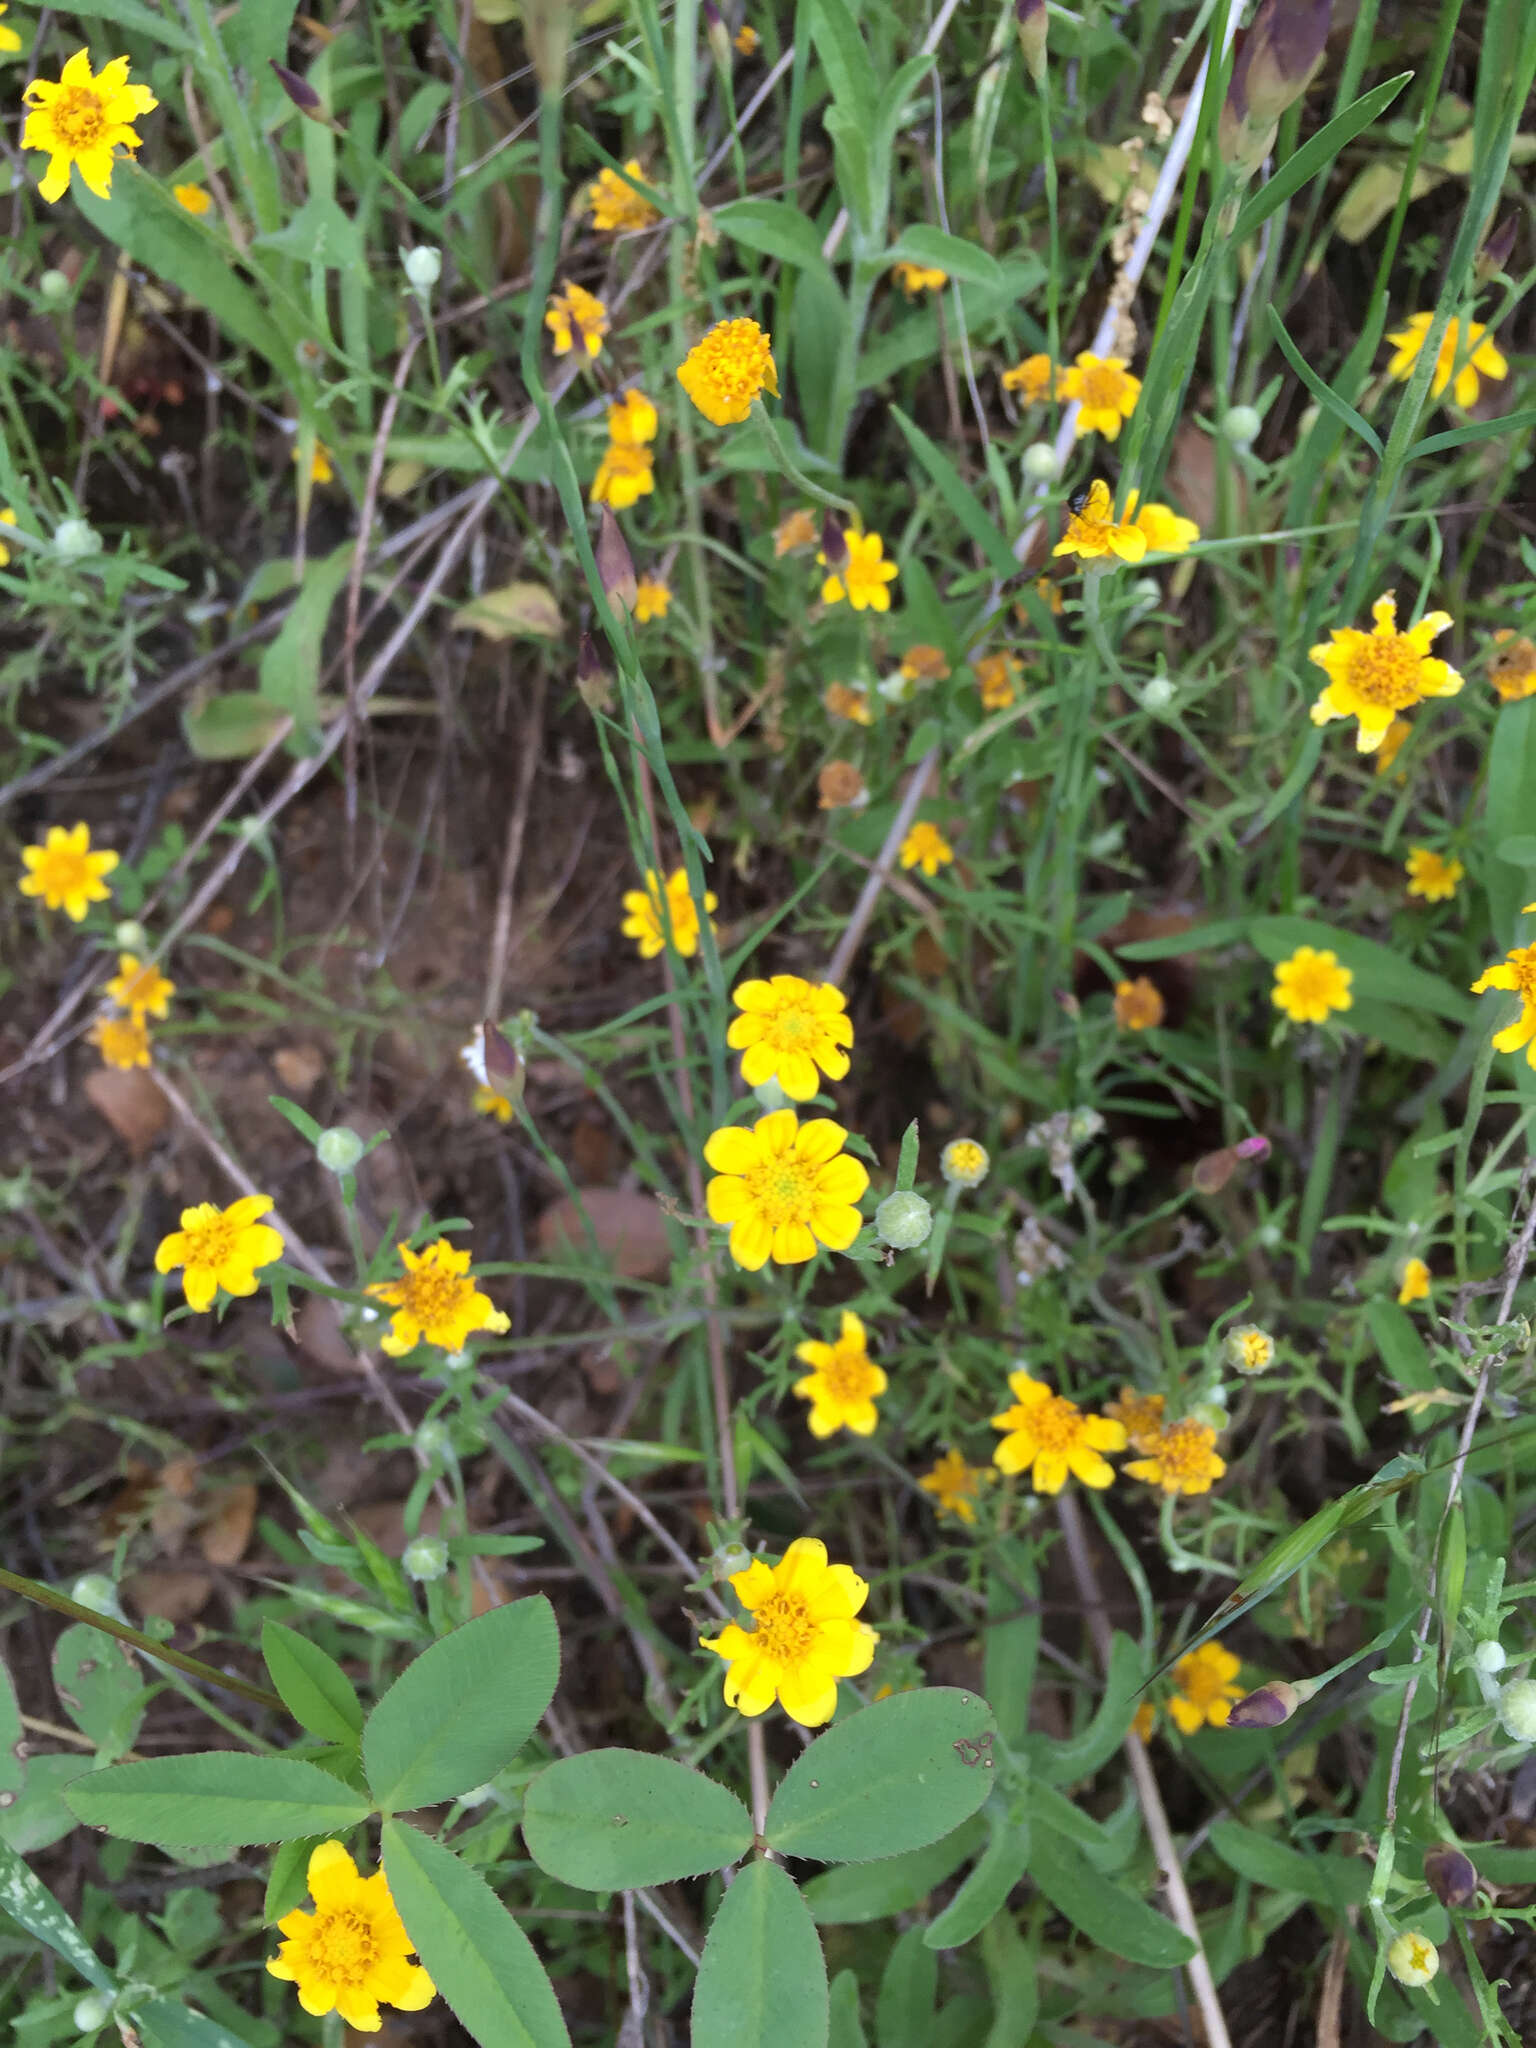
(91, 951, 176, 1071)
(620, 865, 718, 960)
(991, 1369, 1226, 1498)
(545, 280, 609, 360)
(677, 317, 778, 425)
(1136, 1642, 1245, 1742)
(892, 259, 947, 297)
(585, 158, 659, 235)
(1000, 351, 1143, 442)
(974, 650, 1021, 711)
(591, 386, 658, 510)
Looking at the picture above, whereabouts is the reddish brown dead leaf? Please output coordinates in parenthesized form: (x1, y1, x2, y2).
(199, 1483, 257, 1567)
(536, 1188, 672, 1280)
(83, 1067, 169, 1156)
(272, 1044, 326, 1094)
(123, 1569, 214, 1624)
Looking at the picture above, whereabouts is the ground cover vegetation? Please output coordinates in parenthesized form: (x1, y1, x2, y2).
(1, 0, 1535, 2041)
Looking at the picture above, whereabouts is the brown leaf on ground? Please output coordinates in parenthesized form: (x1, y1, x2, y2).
(199, 1482, 258, 1566)
(83, 1067, 169, 1155)
(123, 1569, 214, 1624)
(536, 1188, 672, 1279)
(272, 1044, 326, 1094)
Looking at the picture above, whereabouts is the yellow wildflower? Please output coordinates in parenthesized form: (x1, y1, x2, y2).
(473, 1083, 516, 1123)
(892, 260, 947, 297)
(0, 4, 20, 53)
(1225, 1324, 1274, 1375)
(1404, 847, 1463, 903)
(919, 1448, 989, 1524)
(1124, 491, 1200, 556)
(172, 183, 211, 216)
(0, 507, 16, 567)
(774, 507, 818, 555)
(700, 1536, 877, 1726)
(1124, 1417, 1226, 1497)
(1052, 479, 1147, 564)
(1057, 351, 1141, 440)
(939, 1139, 990, 1188)
(1385, 312, 1506, 409)
(367, 1237, 510, 1356)
(1397, 1256, 1430, 1306)
(1308, 591, 1463, 753)
(90, 1013, 151, 1071)
(677, 317, 778, 425)
(727, 973, 852, 1101)
(607, 388, 658, 446)
(901, 643, 951, 683)
(1001, 353, 1055, 403)
(734, 23, 760, 54)
(634, 576, 671, 622)
(1272, 945, 1352, 1023)
(585, 159, 658, 234)
(975, 651, 1021, 710)
(703, 1108, 869, 1269)
(545, 281, 609, 359)
(1113, 976, 1164, 1030)
(821, 529, 898, 612)
(23, 50, 157, 204)
(106, 952, 175, 1020)
(1471, 940, 1536, 1069)
(154, 1195, 283, 1314)
(294, 441, 334, 485)
(990, 1369, 1126, 1492)
(1168, 1642, 1243, 1732)
(823, 681, 873, 724)
(793, 1310, 887, 1437)
(620, 866, 717, 959)
(591, 440, 654, 509)
(1132, 1700, 1157, 1742)
(1105, 1386, 1165, 1452)
(18, 821, 118, 921)
(899, 820, 953, 876)
(267, 1840, 434, 2030)
(1490, 631, 1536, 702)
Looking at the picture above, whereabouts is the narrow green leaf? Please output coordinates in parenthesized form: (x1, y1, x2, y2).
(181, 691, 290, 761)
(382, 1820, 571, 2048)
(1038, 1631, 1142, 1785)
(889, 408, 1018, 580)
(1207, 1821, 1369, 1908)
(803, 1815, 987, 1925)
(262, 1620, 364, 1745)
(521, 1749, 754, 1889)
(256, 542, 355, 730)
(1266, 306, 1382, 456)
(133, 2001, 261, 2048)
(65, 1753, 370, 1846)
(0, 1839, 114, 1991)
(1231, 74, 1411, 243)
(895, 1119, 921, 1191)
(1026, 1822, 1195, 1968)
(364, 1595, 558, 1812)
(924, 1804, 1029, 1951)
(885, 227, 1004, 290)
(1407, 405, 1536, 461)
(715, 199, 838, 287)
(809, 0, 877, 129)
(876, 1927, 936, 2048)
(764, 1689, 997, 1864)
(982, 1542, 1040, 1749)
(692, 1858, 829, 2048)
(263, 1835, 326, 1925)
(980, 1910, 1037, 2048)
(829, 1970, 868, 2048)
(51, 0, 192, 49)
(1484, 701, 1536, 945)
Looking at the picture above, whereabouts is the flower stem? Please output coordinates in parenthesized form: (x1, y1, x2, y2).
(749, 399, 857, 520)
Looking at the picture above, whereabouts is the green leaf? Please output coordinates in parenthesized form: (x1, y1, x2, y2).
(1266, 305, 1382, 456)
(0, 1839, 114, 1991)
(51, 0, 192, 49)
(52, 1624, 148, 1754)
(1038, 1631, 1142, 1785)
(876, 1926, 936, 2048)
(1485, 701, 1536, 945)
(1207, 1820, 1369, 1908)
(262, 1620, 364, 1746)
(764, 1689, 998, 1864)
(1407, 404, 1536, 462)
(74, 167, 288, 373)
(133, 2002, 264, 2048)
(1364, 1299, 1437, 1417)
(1025, 1822, 1195, 1968)
(363, 1596, 558, 1813)
(1231, 74, 1412, 243)
(0, 1753, 91, 1854)
(809, 0, 877, 130)
(692, 1858, 829, 2048)
(521, 1748, 754, 1889)
(802, 1815, 987, 1924)
(1246, 916, 1472, 1024)
(895, 1118, 921, 1191)
(980, 1911, 1038, 2048)
(889, 408, 1017, 580)
(715, 199, 838, 286)
(65, 1753, 370, 1846)
(382, 1819, 571, 2048)
(0, 1655, 23, 1801)
(256, 543, 354, 730)
(885, 227, 1004, 290)
(982, 1542, 1039, 1749)
(181, 691, 290, 761)
(829, 1970, 869, 2048)
(923, 1803, 1030, 1951)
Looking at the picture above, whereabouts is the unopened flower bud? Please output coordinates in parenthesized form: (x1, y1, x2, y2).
(876, 1190, 933, 1250)
(1219, 0, 1332, 173)
(1192, 1139, 1269, 1194)
(596, 506, 638, 614)
(415, 1419, 452, 1463)
(1014, 0, 1048, 82)
(714, 1541, 752, 1580)
(1476, 212, 1517, 287)
(402, 245, 442, 293)
(819, 510, 848, 573)
(52, 516, 100, 561)
(73, 1993, 112, 2031)
(1225, 1323, 1275, 1375)
(1385, 1930, 1438, 1988)
(1423, 1845, 1478, 1910)
(1021, 440, 1059, 483)
(1190, 1400, 1228, 1432)
(940, 1139, 990, 1189)
(403, 1534, 449, 1582)
(576, 631, 612, 711)
(70, 1574, 125, 1621)
(1498, 1676, 1536, 1742)
(1223, 403, 1262, 448)
(1226, 1679, 1300, 1729)
(701, 0, 732, 68)
(270, 60, 326, 117)
(316, 1126, 365, 1175)
(1142, 675, 1176, 712)
(1473, 1639, 1506, 1676)
(40, 268, 72, 304)
(114, 919, 147, 950)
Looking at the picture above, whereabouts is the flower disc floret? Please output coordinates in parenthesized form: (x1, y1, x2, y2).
(1272, 945, 1352, 1023)
(793, 1310, 886, 1437)
(704, 1109, 868, 1269)
(18, 821, 118, 920)
(821, 529, 898, 612)
(23, 51, 158, 204)
(1405, 847, 1463, 902)
(620, 866, 717, 959)
(1308, 592, 1463, 752)
(727, 974, 852, 1101)
(267, 1840, 434, 2029)
(1168, 1642, 1243, 1732)
(1052, 480, 1147, 565)
(1113, 976, 1165, 1030)
(990, 1369, 1126, 1493)
(106, 952, 174, 1019)
(1105, 1385, 1165, 1451)
(367, 1237, 510, 1356)
(940, 1139, 989, 1188)
(1225, 1324, 1274, 1374)
(1057, 351, 1141, 440)
(677, 318, 778, 425)
(1471, 942, 1536, 1068)
(700, 1536, 877, 1725)
(1124, 1417, 1226, 1496)
(1385, 312, 1506, 409)
(154, 1195, 283, 1314)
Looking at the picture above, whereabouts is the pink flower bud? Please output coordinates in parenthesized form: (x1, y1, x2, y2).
(1422, 1846, 1478, 1911)
(1014, 0, 1048, 82)
(1226, 1680, 1300, 1729)
(270, 61, 325, 117)
(820, 510, 848, 573)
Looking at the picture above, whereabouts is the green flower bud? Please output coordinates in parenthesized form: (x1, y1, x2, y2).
(73, 1993, 112, 2031)
(1223, 404, 1262, 447)
(1473, 1639, 1506, 1675)
(414, 1419, 452, 1463)
(1384, 1930, 1438, 1988)
(114, 919, 147, 950)
(402, 245, 442, 293)
(752, 1076, 792, 1113)
(1021, 440, 1059, 483)
(1498, 1676, 1536, 1742)
(52, 517, 101, 561)
(70, 1574, 124, 1621)
(40, 268, 72, 304)
(315, 1126, 365, 1175)
(403, 1535, 449, 1582)
(876, 1190, 933, 1250)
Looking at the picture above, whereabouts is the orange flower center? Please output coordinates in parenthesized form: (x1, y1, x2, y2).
(750, 1588, 816, 1662)
(308, 1907, 377, 1987)
(1027, 1394, 1088, 1453)
(1507, 946, 1536, 1001)
(389, 1260, 467, 1327)
(1077, 363, 1125, 409)
(1176, 1657, 1232, 1711)
(181, 1211, 244, 1268)
(744, 1150, 818, 1226)
(818, 1344, 872, 1402)
(1153, 1420, 1218, 1483)
(758, 1004, 815, 1050)
(49, 86, 110, 149)
(1342, 633, 1427, 708)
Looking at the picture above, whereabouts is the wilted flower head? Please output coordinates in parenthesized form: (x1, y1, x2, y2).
(1226, 1679, 1301, 1729)
(1220, 0, 1332, 171)
(1013, 1212, 1068, 1287)
(818, 760, 868, 810)
(1423, 1846, 1478, 1911)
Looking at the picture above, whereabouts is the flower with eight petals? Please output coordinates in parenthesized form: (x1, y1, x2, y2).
(728, 974, 852, 1101)
(1308, 592, 1463, 753)
(990, 1369, 1126, 1492)
(18, 821, 118, 921)
(793, 1310, 886, 1437)
(23, 50, 158, 204)
(266, 1840, 434, 2029)
(155, 1195, 284, 1313)
(703, 1109, 868, 1269)
(700, 1536, 877, 1725)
